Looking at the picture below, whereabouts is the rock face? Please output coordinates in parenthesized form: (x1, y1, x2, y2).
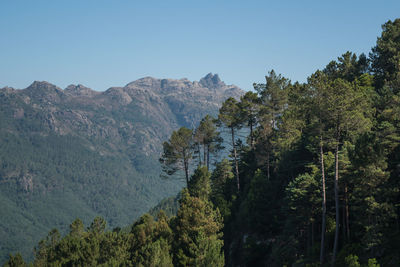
(0, 73, 244, 262)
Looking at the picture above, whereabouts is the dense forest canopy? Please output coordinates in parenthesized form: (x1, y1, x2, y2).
(4, 18, 400, 267)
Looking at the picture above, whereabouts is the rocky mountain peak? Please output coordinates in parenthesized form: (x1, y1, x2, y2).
(0, 86, 15, 93)
(28, 81, 61, 91)
(125, 77, 160, 89)
(65, 84, 98, 97)
(23, 81, 64, 103)
(199, 73, 225, 89)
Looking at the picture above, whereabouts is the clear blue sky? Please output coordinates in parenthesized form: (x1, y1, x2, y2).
(1, 0, 399, 91)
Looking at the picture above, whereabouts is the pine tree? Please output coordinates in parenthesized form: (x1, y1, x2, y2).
(129, 213, 173, 267)
(194, 115, 223, 169)
(3, 253, 26, 267)
(218, 97, 243, 191)
(370, 19, 400, 87)
(285, 172, 321, 257)
(253, 70, 289, 180)
(210, 159, 235, 221)
(239, 91, 260, 148)
(160, 127, 194, 186)
(318, 77, 372, 265)
(173, 188, 224, 267)
(187, 166, 211, 199)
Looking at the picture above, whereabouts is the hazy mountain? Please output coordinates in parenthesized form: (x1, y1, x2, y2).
(0, 73, 244, 262)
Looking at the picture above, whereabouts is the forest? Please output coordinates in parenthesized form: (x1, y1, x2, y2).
(3, 18, 400, 267)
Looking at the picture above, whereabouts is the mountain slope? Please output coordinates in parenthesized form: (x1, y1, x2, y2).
(0, 73, 244, 262)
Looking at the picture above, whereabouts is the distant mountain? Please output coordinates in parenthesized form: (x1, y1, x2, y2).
(0, 73, 244, 262)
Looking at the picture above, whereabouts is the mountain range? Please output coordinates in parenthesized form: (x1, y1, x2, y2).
(0, 73, 244, 262)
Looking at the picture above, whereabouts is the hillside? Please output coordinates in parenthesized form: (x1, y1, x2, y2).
(0, 73, 244, 262)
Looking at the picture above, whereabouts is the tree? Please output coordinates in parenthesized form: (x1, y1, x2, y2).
(370, 19, 400, 88)
(3, 253, 26, 267)
(218, 97, 243, 191)
(129, 213, 173, 267)
(34, 228, 61, 266)
(285, 172, 321, 258)
(160, 127, 194, 186)
(308, 71, 330, 264)
(210, 159, 235, 221)
(253, 70, 289, 179)
(70, 218, 85, 238)
(188, 166, 211, 200)
(254, 70, 288, 130)
(324, 51, 368, 82)
(173, 189, 224, 267)
(276, 82, 308, 152)
(194, 115, 223, 169)
(239, 91, 260, 148)
(320, 78, 372, 265)
(89, 216, 106, 235)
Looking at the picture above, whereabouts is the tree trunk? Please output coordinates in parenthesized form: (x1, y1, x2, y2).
(342, 200, 346, 241)
(250, 121, 254, 148)
(207, 144, 210, 170)
(266, 151, 270, 180)
(184, 158, 189, 187)
(320, 138, 326, 265)
(198, 143, 202, 166)
(307, 223, 311, 256)
(332, 141, 340, 266)
(203, 142, 207, 168)
(345, 183, 350, 241)
(231, 127, 240, 191)
(312, 221, 314, 249)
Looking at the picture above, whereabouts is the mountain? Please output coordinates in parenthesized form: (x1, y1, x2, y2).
(0, 73, 244, 262)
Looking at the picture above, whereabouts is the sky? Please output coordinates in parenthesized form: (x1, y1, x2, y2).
(1, 0, 400, 91)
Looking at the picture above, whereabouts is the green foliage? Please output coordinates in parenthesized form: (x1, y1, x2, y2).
(194, 115, 223, 168)
(367, 258, 380, 267)
(129, 213, 173, 267)
(324, 51, 368, 82)
(3, 253, 27, 267)
(218, 97, 242, 191)
(239, 91, 260, 147)
(173, 189, 224, 267)
(345, 254, 361, 267)
(160, 127, 194, 185)
(370, 19, 400, 87)
(210, 159, 235, 221)
(285, 173, 320, 229)
(148, 194, 180, 218)
(254, 69, 289, 129)
(22, 168, 224, 266)
(188, 166, 211, 200)
(31, 217, 132, 266)
(218, 97, 243, 130)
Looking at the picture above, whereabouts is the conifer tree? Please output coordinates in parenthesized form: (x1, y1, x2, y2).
(188, 166, 211, 200)
(370, 19, 400, 87)
(239, 91, 260, 148)
(194, 115, 223, 169)
(130, 213, 173, 267)
(160, 127, 194, 186)
(210, 159, 235, 221)
(308, 71, 330, 264)
(3, 253, 26, 267)
(173, 189, 224, 267)
(253, 70, 289, 179)
(319, 78, 372, 265)
(218, 97, 243, 191)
